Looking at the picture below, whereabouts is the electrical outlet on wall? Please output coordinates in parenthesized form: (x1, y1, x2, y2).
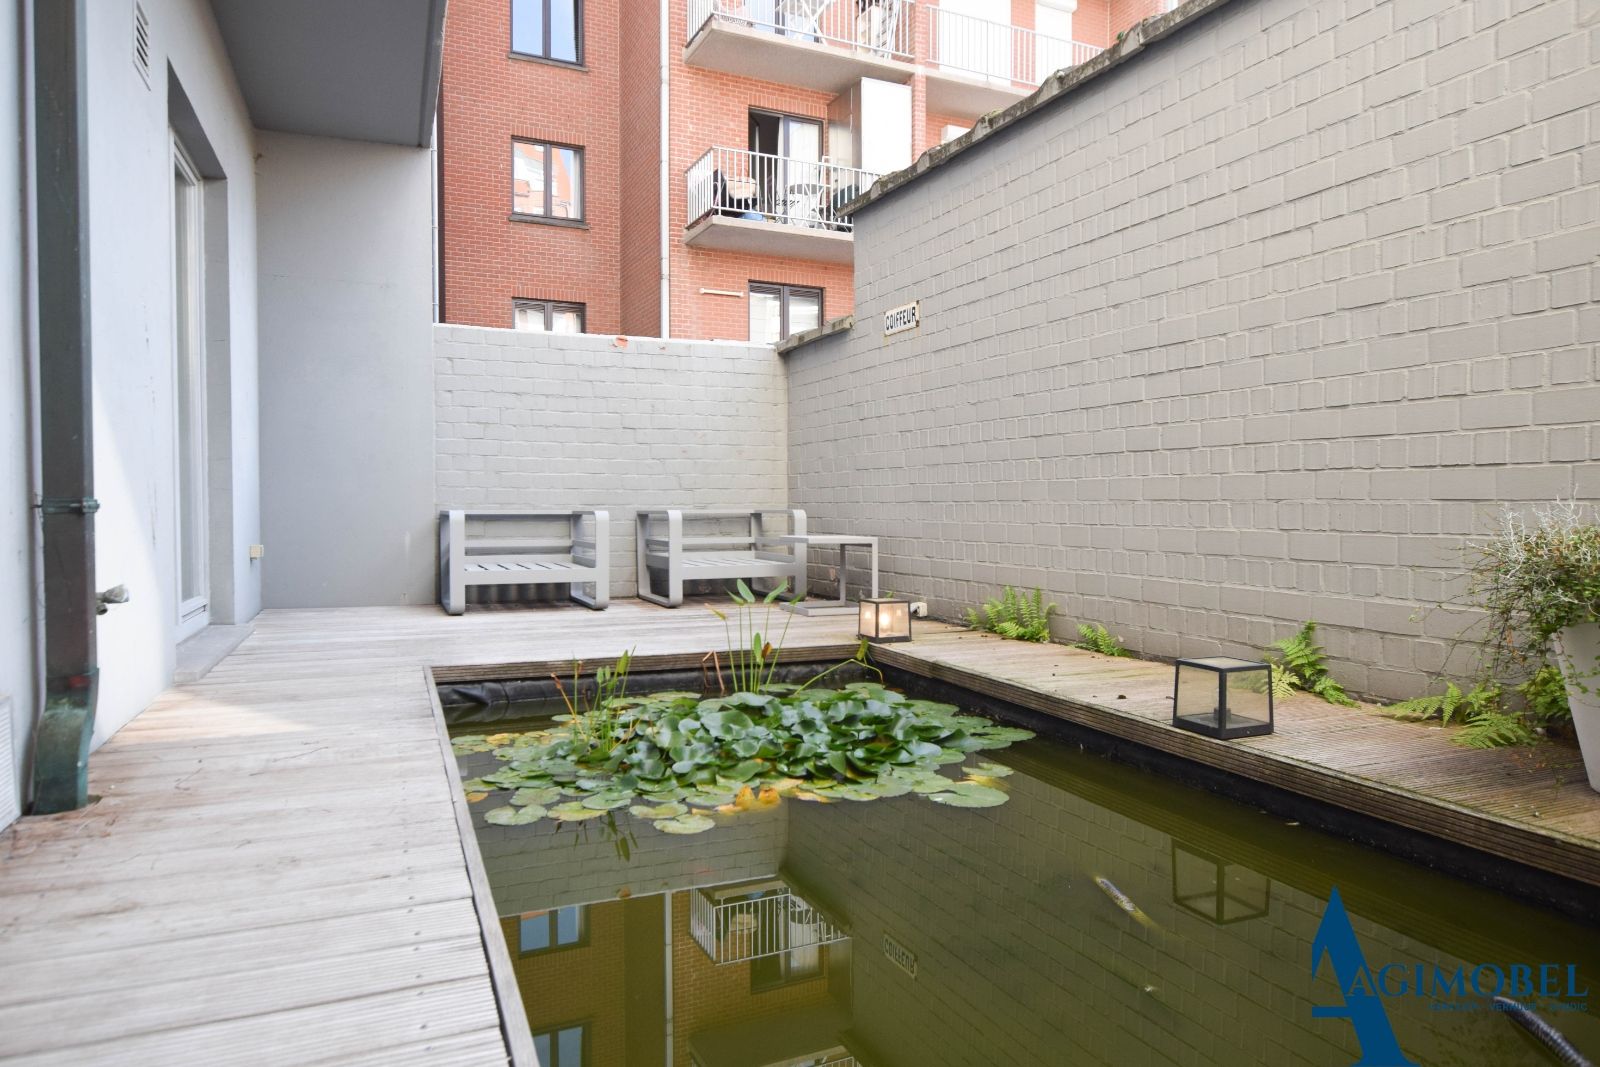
(248, 544, 265, 561)
(910, 601, 928, 618)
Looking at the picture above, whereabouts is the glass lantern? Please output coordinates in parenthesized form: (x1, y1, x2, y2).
(858, 597, 912, 643)
(1172, 657, 1273, 739)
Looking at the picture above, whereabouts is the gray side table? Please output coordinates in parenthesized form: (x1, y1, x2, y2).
(774, 534, 878, 616)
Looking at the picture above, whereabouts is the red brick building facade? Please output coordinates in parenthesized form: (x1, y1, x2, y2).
(440, 0, 1158, 341)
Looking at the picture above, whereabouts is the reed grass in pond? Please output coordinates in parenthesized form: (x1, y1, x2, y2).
(452, 692, 1600, 1066)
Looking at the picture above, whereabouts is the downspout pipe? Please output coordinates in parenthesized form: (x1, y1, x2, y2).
(658, 0, 669, 337)
(29, 0, 97, 814)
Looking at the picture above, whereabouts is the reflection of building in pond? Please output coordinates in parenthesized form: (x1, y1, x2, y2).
(482, 736, 1600, 1067)
(500, 874, 856, 1067)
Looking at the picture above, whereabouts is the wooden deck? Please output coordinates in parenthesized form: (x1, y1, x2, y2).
(877, 630, 1600, 889)
(1, 604, 1597, 1065)
(0, 603, 867, 1067)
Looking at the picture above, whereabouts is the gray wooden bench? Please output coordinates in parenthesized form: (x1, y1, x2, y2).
(634, 508, 807, 608)
(439, 509, 608, 615)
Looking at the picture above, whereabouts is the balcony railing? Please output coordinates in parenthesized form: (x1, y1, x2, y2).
(687, 0, 914, 60)
(689, 881, 850, 965)
(687, 146, 879, 234)
(929, 7, 1101, 87)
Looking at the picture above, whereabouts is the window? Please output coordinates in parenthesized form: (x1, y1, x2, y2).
(519, 905, 586, 953)
(531, 1024, 586, 1067)
(749, 283, 822, 343)
(513, 141, 583, 221)
(512, 0, 581, 64)
(514, 300, 585, 333)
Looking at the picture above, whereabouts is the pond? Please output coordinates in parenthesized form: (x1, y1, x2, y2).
(449, 681, 1600, 1067)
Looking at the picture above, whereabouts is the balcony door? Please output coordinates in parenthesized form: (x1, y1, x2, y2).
(171, 135, 209, 638)
(749, 110, 822, 225)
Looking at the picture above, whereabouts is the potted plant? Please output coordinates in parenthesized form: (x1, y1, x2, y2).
(1469, 501, 1600, 791)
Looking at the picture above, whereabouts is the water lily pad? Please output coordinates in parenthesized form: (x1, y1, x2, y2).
(686, 789, 737, 808)
(582, 790, 636, 810)
(968, 762, 1014, 778)
(630, 801, 688, 820)
(511, 786, 562, 806)
(549, 801, 610, 821)
(654, 813, 716, 835)
(460, 777, 497, 791)
(484, 804, 546, 825)
(464, 791, 490, 804)
(927, 782, 1009, 807)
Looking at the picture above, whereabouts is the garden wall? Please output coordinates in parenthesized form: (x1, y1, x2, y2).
(785, 0, 1600, 698)
(434, 327, 790, 598)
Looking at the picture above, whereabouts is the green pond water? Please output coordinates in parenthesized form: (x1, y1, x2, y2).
(452, 703, 1600, 1067)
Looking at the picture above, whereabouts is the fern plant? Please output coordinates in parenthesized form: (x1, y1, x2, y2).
(965, 587, 1056, 643)
(1074, 623, 1130, 657)
(1262, 621, 1357, 706)
(1383, 680, 1536, 748)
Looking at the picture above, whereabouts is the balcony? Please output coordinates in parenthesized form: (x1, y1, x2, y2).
(685, 146, 878, 266)
(925, 8, 1102, 118)
(685, 0, 915, 95)
(689, 877, 851, 965)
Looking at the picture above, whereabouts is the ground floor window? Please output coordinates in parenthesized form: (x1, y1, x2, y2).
(519, 905, 585, 954)
(532, 1023, 586, 1066)
(749, 282, 822, 343)
(514, 299, 585, 333)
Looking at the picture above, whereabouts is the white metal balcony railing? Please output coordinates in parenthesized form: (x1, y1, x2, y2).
(929, 6, 1102, 87)
(689, 882, 850, 965)
(687, 0, 915, 60)
(687, 146, 880, 234)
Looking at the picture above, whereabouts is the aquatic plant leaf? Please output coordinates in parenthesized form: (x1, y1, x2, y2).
(485, 804, 546, 825)
(655, 813, 716, 834)
(549, 801, 610, 821)
(927, 784, 1008, 807)
(464, 792, 489, 803)
(511, 786, 562, 807)
(459, 777, 497, 791)
(686, 790, 737, 808)
(969, 762, 1014, 778)
(630, 801, 688, 820)
(582, 790, 636, 810)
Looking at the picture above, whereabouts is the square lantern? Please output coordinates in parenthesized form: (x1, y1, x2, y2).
(1172, 657, 1274, 739)
(858, 597, 912, 643)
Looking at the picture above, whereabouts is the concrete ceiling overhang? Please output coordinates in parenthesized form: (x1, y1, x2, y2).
(209, 0, 447, 148)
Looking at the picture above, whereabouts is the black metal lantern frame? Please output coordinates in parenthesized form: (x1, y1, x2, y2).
(1171, 656, 1274, 740)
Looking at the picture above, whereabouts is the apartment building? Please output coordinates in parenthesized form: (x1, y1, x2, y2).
(438, 0, 1158, 343)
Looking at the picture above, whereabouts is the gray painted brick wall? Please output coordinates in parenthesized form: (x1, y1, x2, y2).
(435, 326, 789, 597)
(785, 0, 1600, 698)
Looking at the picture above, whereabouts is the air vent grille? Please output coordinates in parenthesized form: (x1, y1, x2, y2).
(133, 2, 151, 87)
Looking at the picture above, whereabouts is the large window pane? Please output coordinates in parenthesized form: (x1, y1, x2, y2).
(551, 0, 578, 62)
(511, 0, 543, 57)
(551, 148, 581, 219)
(551, 307, 583, 334)
(513, 141, 546, 215)
(788, 289, 821, 335)
(556, 1026, 583, 1065)
(749, 288, 782, 344)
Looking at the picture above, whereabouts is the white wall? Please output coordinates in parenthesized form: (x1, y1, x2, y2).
(257, 131, 436, 608)
(1, 5, 36, 826)
(85, 0, 259, 747)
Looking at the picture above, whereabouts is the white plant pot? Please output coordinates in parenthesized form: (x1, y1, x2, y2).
(1554, 622, 1600, 793)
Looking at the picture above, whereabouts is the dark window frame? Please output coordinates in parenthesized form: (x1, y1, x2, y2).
(517, 904, 588, 955)
(530, 1021, 589, 1067)
(512, 139, 585, 222)
(512, 298, 587, 333)
(511, 0, 584, 66)
(749, 281, 823, 342)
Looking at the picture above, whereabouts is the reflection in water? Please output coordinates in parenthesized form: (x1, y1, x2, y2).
(461, 726, 1600, 1066)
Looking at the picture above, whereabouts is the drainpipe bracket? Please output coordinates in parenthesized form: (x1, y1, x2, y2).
(37, 497, 100, 515)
